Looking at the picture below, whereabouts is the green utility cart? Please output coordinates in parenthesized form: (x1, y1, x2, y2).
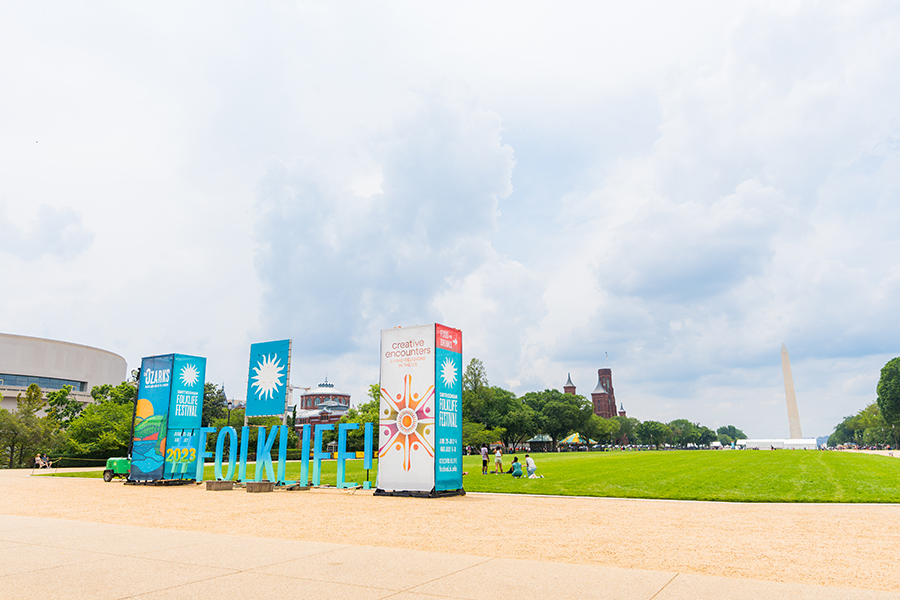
(103, 457, 131, 482)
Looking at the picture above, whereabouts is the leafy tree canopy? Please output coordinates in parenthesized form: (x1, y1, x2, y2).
(522, 389, 592, 446)
(64, 399, 133, 455)
(716, 425, 746, 441)
(636, 420, 671, 447)
(876, 357, 900, 427)
(202, 383, 228, 427)
(90, 382, 137, 405)
(46, 385, 84, 428)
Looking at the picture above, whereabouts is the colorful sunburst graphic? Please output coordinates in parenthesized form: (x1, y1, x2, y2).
(250, 353, 285, 401)
(379, 374, 435, 471)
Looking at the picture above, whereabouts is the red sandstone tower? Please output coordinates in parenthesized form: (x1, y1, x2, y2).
(591, 368, 617, 419)
(563, 373, 576, 395)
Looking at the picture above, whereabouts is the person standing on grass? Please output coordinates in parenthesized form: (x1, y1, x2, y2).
(525, 454, 537, 478)
(494, 447, 503, 474)
(481, 444, 489, 474)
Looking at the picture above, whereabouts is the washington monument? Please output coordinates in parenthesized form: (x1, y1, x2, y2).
(781, 344, 803, 438)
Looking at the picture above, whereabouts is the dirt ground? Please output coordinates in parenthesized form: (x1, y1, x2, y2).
(2, 459, 899, 593)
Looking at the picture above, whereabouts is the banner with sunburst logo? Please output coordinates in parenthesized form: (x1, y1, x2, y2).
(130, 353, 206, 481)
(167, 355, 206, 429)
(246, 339, 291, 417)
(434, 324, 463, 491)
(164, 354, 206, 480)
(378, 324, 436, 492)
(377, 323, 464, 494)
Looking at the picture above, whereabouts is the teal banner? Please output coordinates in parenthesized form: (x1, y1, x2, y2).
(167, 355, 206, 430)
(434, 324, 463, 491)
(163, 431, 199, 479)
(130, 355, 173, 481)
(246, 340, 291, 417)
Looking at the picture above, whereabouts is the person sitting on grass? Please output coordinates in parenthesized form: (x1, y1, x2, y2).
(511, 457, 523, 478)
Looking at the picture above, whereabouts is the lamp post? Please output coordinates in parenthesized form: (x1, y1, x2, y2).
(226, 399, 234, 428)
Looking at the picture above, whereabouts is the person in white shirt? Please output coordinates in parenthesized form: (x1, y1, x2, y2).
(525, 454, 537, 478)
(494, 448, 503, 474)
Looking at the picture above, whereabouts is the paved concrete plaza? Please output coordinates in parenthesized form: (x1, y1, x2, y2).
(3, 467, 900, 599)
(3, 513, 899, 600)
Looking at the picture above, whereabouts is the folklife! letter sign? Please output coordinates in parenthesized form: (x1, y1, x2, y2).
(376, 324, 464, 496)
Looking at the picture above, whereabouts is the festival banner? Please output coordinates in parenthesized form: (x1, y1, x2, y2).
(246, 339, 291, 417)
(163, 431, 199, 479)
(130, 355, 173, 481)
(167, 355, 206, 429)
(377, 325, 436, 493)
(434, 324, 463, 491)
(164, 354, 206, 479)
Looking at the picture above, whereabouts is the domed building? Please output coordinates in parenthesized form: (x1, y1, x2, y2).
(0, 333, 126, 413)
(294, 377, 351, 428)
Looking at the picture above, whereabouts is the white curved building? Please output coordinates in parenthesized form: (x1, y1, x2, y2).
(0, 333, 127, 412)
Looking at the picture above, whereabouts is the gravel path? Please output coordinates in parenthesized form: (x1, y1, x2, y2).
(3, 467, 899, 592)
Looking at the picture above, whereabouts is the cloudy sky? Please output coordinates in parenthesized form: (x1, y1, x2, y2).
(2, 1, 899, 439)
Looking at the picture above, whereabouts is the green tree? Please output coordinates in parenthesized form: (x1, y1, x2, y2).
(91, 382, 137, 405)
(876, 357, 900, 430)
(19, 383, 45, 415)
(202, 383, 228, 427)
(0, 407, 25, 468)
(461, 421, 505, 448)
(331, 398, 380, 452)
(636, 420, 671, 448)
(61, 382, 139, 457)
(522, 389, 592, 448)
(462, 358, 492, 423)
(0, 384, 67, 467)
(463, 358, 489, 394)
(581, 414, 620, 444)
(716, 425, 746, 444)
(46, 385, 84, 428)
(480, 386, 516, 430)
(668, 419, 698, 447)
(828, 402, 896, 447)
(613, 416, 640, 445)
(497, 402, 542, 448)
(696, 425, 717, 446)
(368, 383, 381, 404)
(14, 384, 52, 467)
(64, 400, 133, 455)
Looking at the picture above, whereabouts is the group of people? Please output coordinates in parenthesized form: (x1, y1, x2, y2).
(33, 454, 52, 469)
(479, 444, 542, 479)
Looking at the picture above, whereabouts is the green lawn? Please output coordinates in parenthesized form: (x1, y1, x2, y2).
(462, 450, 900, 502)
(46, 450, 900, 503)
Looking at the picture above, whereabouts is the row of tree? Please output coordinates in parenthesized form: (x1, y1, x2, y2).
(0, 379, 241, 468)
(0, 381, 138, 468)
(455, 358, 744, 450)
(1, 354, 765, 467)
(827, 357, 900, 448)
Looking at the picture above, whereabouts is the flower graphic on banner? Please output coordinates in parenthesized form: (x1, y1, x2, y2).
(379, 374, 435, 471)
(180, 364, 199, 387)
(250, 354, 285, 401)
(440, 357, 457, 388)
